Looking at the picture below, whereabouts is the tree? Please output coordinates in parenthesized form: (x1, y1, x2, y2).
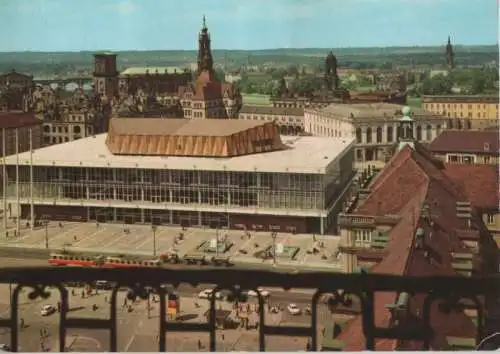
(421, 74, 453, 95)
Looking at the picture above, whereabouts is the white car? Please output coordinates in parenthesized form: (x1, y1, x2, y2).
(0, 344, 11, 352)
(287, 303, 301, 315)
(197, 289, 222, 300)
(41, 305, 56, 316)
(247, 288, 270, 298)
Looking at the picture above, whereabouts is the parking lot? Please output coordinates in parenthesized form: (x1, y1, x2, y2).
(0, 220, 341, 269)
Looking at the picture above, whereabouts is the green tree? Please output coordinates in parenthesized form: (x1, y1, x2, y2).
(421, 74, 453, 95)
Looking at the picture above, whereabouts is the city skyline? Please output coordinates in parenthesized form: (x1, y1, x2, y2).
(0, 0, 497, 52)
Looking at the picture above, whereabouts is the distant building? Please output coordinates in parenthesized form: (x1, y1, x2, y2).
(304, 103, 446, 163)
(0, 111, 42, 157)
(446, 35, 455, 71)
(428, 130, 499, 165)
(100, 16, 242, 119)
(270, 52, 407, 109)
(422, 94, 499, 130)
(0, 70, 33, 89)
(238, 105, 304, 135)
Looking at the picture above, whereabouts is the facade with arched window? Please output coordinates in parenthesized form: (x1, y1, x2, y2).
(305, 103, 446, 164)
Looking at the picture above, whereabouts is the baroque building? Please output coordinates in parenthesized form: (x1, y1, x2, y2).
(304, 103, 446, 164)
(270, 51, 407, 109)
(105, 16, 242, 119)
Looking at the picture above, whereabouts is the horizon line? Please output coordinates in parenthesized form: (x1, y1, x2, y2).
(0, 43, 498, 54)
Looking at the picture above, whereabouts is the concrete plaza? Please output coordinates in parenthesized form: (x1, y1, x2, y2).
(0, 219, 342, 270)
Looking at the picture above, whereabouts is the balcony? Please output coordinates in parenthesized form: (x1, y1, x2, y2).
(0, 267, 498, 352)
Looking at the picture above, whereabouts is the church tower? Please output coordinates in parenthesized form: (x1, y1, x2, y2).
(197, 16, 215, 79)
(397, 106, 415, 151)
(93, 53, 119, 101)
(324, 51, 340, 91)
(445, 36, 454, 71)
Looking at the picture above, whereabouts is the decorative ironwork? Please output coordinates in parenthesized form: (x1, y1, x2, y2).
(0, 267, 497, 352)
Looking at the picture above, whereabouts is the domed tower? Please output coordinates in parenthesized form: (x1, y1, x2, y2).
(445, 36, 454, 71)
(197, 15, 215, 79)
(324, 51, 339, 90)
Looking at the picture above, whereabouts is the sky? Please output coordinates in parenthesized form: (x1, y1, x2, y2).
(0, 0, 497, 52)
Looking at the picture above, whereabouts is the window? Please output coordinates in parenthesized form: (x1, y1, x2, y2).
(354, 229, 372, 247)
(366, 127, 372, 143)
(376, 126, 382, 143)
(387, 126, 393, 142)
(486, 213, 495, 224)
(355, 128, 362, 143)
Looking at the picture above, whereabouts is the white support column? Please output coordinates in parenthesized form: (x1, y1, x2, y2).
(197, 172, 201, 204)
(256, 173, 261, 207)
(57, 168, 63, 199)
(29, 128, 34, 230)
(2, 128, 7, 233)
(140, 170, 145, 202)
(15, 129, 20, 235)
(85, 168, 90, 200)
(198, 211, 202, 226)
(113, 208, 117, 223)
(112, 170, 117, 200)
(168, 171, 173, 203)
(320, 216, 324, 235)
(169, 210, 173, 224)
(226, 173, 231, 205)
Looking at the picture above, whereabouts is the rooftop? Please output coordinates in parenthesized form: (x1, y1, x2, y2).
(337, 142, 497, 350)
(5, 133, 355, 173)
(120, 66, 188, 76)
(108, 118, 264, 137)
(314, 103, 436, 119)
(239, 105, 304, 116)
(0, 111, 41, 130)
(428, 130, 499, 155)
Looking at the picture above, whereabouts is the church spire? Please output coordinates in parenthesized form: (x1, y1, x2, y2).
(445, 35, 454, 71)
(197, 15, 214, 77)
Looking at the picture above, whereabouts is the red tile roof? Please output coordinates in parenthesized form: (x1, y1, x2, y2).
(428, 130, 499, 155)
(0, 111, 40, 130)
(178, 71, 240, 101)
(337, 142, 488, 350)
(443, 163, 500, 210)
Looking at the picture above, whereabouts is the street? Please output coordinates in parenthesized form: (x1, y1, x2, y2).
(0, 257, 340, 352)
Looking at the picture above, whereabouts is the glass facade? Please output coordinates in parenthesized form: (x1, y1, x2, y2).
(5, 166, 338, 212)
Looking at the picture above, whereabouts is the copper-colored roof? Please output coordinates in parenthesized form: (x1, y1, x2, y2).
(443, 163, 500, 210)
(105, 118, 284, 157)
(0, 111, 40, 130)
(428, 130, 499, 154)
(337, 143, 489, 350)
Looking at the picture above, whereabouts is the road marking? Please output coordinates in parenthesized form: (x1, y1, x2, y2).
(123, 333, 136, 352)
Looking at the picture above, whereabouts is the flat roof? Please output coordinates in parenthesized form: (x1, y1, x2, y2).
(315, 103, 434, 119)
(5, 134, 355, 174)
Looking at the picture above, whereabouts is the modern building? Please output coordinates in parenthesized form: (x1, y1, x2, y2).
(422, 94, 499, 130)
(0, 112, 42, 157)
(428, 130, 499, 165)
(3, 118, 356, 235)
(333, 108, 498, 350)
(238, 105, 305, 135)
(304, 103, 446, 163)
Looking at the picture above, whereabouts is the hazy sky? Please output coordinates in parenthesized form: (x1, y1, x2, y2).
(0, 0, 497, 52)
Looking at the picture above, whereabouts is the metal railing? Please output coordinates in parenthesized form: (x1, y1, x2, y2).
(1, 267, 499, 352)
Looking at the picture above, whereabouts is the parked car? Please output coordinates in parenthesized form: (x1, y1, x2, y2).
(247, 288, 270, 298)
(197, 289, 222, 300)
(41, 305, 56, 316)
(0, 344, 11, 352)
(287, 303, 301, 315)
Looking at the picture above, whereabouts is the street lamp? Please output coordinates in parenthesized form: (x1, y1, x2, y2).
(151, 225, 157, 257)
(215, 226, 219, 257)
(43, 219, 49, 249)
(271, 232, 277, 267)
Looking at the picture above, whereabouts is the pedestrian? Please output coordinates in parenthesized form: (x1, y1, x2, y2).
(221, 333, 225, 341)
(71, 289, 75, 296)
(197, 339, 202, 350)
(104, 295, 108, 303)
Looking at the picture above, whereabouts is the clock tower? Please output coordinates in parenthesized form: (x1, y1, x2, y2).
(93, 53, 119, 100)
